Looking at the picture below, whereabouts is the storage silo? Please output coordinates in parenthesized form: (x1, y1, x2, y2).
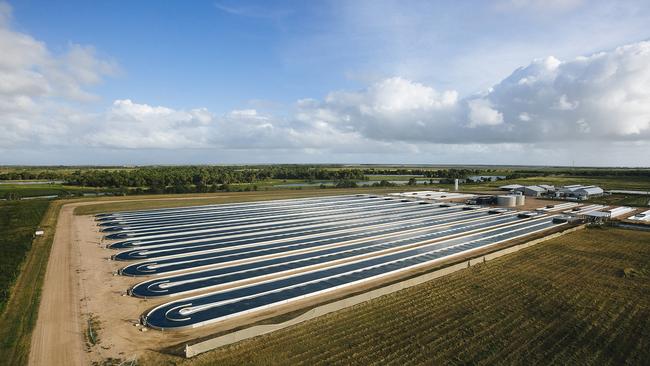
(497, 195, 516, 207)
(515, 195, 525, 206)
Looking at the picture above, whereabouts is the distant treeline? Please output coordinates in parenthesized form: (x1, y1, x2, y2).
(507, 169, 650, 179)
(0, 166, 490, 186)
(2, 166, 648, 190)
(1, 166, 368, 188)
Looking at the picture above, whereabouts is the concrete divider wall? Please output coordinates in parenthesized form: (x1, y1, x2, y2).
(184, 224, 585, 358)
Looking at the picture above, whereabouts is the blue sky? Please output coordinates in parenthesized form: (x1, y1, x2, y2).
(2, 0, 650, 166)
(11, 0, 353, 110)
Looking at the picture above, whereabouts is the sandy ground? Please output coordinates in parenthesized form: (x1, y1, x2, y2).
(27, 195, 593, 365)
(28, 204, 84, 366)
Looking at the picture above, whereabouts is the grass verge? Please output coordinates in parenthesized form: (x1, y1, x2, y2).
(0, 200, 62, 365)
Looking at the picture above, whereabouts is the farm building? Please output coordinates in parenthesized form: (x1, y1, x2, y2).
(560, 185, 604, 200)
(559, 185, 584, 195)
(538, 184, 555, 192)
(516, 185, 547, 197)
(574, 186, 604, 199)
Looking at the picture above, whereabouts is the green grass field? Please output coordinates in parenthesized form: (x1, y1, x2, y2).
(588, 194, 650, 208)
(0, 183, 103, 199)
(0, 200, 50, 312)
(144, 227, 650, 365)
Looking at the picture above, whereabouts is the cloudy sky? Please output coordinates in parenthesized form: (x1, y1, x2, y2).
(1, 0, 650, 166)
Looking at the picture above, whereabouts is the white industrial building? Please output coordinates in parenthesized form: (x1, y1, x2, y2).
(574, 186, 604, 199)
(538, 184, 555, 192)
(560, 185, 604, 200)
(516, 185, 547, 197)
(497, 183, 604, 200)
(559, 185, 584, 195)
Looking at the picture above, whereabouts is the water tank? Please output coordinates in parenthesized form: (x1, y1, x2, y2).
(515, 195, 525, 206)
(497, 195, 516, 207)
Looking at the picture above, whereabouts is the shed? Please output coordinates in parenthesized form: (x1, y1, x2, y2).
(559, 185, 584, 195)
(575, 186, 604, 199)
(521, 185, 547, 197)
(538, 184, 555, 191)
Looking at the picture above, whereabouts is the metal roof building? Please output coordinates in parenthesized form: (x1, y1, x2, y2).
(560, 185, 584, 193)
(575, 186, 604, 198)
(518, 185, 547, 197)
(538, 184, 556, 191)
(499, 184, 524, 191)
(558, 185, 604, 200)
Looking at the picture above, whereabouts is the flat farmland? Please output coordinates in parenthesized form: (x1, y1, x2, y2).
(0, 200, 50, 311)
(147, 227, 650, 365)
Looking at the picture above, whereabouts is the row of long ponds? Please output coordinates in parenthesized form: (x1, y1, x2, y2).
(97, 194, 567, 330)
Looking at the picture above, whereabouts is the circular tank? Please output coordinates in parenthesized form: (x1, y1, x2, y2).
(515, 195, 525, 206)
(497, 195, 517, 207)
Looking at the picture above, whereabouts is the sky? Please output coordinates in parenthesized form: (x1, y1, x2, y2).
(1, 0, 650, 167)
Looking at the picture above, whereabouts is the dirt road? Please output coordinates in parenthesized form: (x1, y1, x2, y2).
(28, 204, 84, 366)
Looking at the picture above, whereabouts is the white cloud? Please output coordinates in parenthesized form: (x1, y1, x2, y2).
(554, 94, 579, 110)
(0, 7, 117, 101)
(337, 77, 458, 114)
(75, 41, 650, 154)
(0, 0, 649, 167)
(85, 99, 214, 149)
(228, 109, 267, 120)
(495, 0, 584, 13)
(298, 77, 460, 143)
(0, 2, 117, 149)
(482, 41, 650, 140)
(576, 119, 590, 134)
(467, 99, 504, 127)
(277, 40, 650, 147)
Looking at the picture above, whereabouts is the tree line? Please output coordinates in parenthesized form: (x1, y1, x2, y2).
(0, 166, 494, 183)
(0, 166, 369, 188)
(2, 165, 647, 191)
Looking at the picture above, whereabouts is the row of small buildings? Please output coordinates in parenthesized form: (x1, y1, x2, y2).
(500, 184, 605, 200)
